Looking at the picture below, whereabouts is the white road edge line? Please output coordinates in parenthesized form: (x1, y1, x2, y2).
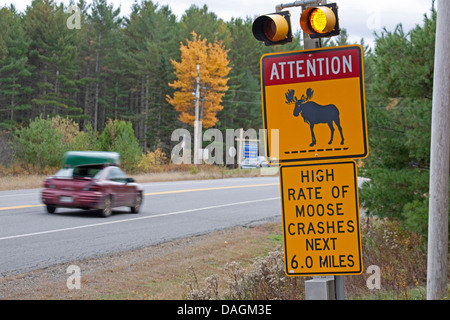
(0, 197, 280, 242)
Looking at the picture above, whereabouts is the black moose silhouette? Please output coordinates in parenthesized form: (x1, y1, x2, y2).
(285, 88, 344, 147)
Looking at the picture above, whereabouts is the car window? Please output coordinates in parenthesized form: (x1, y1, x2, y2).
(53, 168, 73, 177)
(73, 165, 103, 178)
(107, 167, 127, 182)
(93, 168, 106, 180)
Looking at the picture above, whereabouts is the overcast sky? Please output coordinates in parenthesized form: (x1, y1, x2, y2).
(3, 0, 435, 47)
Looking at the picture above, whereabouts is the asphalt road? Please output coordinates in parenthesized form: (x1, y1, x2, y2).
(0, 176, 282, 276)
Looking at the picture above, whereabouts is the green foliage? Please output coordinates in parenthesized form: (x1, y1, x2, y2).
(180, 4, 231, 48)
(402, 199, 429, 236)
(98, 119, 142, 172)
(23, 0, 82, 119)
(12, 116, 141, 173)
(121, 1, 182, 150)
(13, 116, 67, 170)
(373, 11, 436, 100)
(360, 9, 439, 235)
(70, 122, 98, 151)
(0, 6, 33, 127)
(359, 168, 429, 221)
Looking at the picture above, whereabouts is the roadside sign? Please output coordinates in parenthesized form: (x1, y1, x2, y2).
(279, 161, 362, 276)
(243, 141, 258, 160)
(260, 45, 368, 164)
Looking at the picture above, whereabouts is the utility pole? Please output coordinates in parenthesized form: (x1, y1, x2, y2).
(427, 0, 449, 300)
(194, 64, 201, 164)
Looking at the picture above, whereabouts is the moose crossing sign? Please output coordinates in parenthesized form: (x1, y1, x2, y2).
(260, 45, 368, 163)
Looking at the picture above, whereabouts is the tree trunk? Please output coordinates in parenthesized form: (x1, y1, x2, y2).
(94, 31, 102, 133)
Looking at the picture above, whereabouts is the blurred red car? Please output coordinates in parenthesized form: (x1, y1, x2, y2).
(41, 151, 143, 217)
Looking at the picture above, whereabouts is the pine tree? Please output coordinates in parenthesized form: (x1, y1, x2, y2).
(359, 9, 437, 235)
(22, 0, 81, 119)
(218, 17, 266, 130)
(180, 4, 232, 48)
(121, 1, 180, 151)
(0, 6, 33, 128)
(87, 0, 122, 132)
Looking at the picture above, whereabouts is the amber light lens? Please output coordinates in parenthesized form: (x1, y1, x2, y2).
(310, 9, 327, 33)
(300, 6, 336, 36)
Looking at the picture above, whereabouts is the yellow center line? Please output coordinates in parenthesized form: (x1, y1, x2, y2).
(0, 183, 279, 211)
(0, 204, 44, 211)
(144, 183, 279, 196)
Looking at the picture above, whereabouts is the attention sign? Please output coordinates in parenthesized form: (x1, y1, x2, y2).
(279, 161, 362, 276)
(260, 45, 368, 163)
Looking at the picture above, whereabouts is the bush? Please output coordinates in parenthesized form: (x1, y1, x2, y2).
(137, 148, 168, 173)
(11, 116, 145, 174)
(12, 116, 102, 173)
(71, 122, 98, 151)
(13, 116, 67, 170)
(184, 251, 305, 300)
(359, 167, 430, 235)
(346, 217, 428, 299)
(98, 119, 142, 172)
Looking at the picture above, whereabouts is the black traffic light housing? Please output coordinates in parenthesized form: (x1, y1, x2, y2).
(300, 3, 340, 39)
(252, 11, 293, 46)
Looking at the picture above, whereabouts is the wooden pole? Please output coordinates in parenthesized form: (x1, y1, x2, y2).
(194, 65, 201, 164)
(427, 0, 450, 300)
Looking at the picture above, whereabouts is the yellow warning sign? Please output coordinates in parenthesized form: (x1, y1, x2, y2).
(279, 161, 363, 276)
(261, 45, 368, 163)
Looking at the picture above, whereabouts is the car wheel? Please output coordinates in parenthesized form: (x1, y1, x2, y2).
(99, 195, 112, 217)
(130, 192, 142, 214)
(46, 205, 56, 214)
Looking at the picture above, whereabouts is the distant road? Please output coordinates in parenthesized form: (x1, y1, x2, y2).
(0, 176, 281, 276)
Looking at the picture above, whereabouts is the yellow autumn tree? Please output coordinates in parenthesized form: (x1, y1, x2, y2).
(167, 32, 231, 128)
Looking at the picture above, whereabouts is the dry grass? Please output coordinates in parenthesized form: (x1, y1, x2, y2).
(184, 218, 434, 300)
(0, 174, 48, 191)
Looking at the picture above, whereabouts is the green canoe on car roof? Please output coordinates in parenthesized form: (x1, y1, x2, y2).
(63, 151, 120, 168)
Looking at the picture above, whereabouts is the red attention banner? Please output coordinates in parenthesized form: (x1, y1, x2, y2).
(262, 47, 361, 86)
